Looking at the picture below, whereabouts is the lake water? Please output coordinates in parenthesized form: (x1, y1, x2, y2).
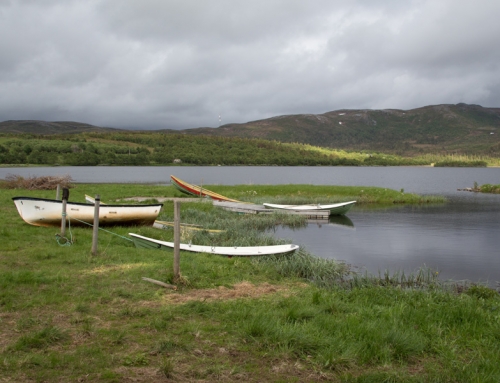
(2, 166, 499, 285)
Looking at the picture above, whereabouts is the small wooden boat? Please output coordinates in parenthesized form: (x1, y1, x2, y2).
(170, 175, 241, 202)
(129, 233, 299, 257)
(12, 197, 163, 227)
(153, 220, 223, 233)
(263, 201, 356, 216)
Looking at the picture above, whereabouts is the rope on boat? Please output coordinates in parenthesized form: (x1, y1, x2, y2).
(70, 216, 133, 242)
(55, 212, 74, 246)
(55, 214, 133, 246)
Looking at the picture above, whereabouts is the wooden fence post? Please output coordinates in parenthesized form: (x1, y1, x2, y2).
(56, 184, 61, 200)
(173, 200, 180, 280)
(91, 195, 100, 256)
(61, 188, 69, 237)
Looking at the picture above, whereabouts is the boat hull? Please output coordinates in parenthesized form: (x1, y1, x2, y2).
(170, 175, 240, 202)
(263, 201, 356, 215)
(129, 233, 299, 257)
(13, 197, 163, 227)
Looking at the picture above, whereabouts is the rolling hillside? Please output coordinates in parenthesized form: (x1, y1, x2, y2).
(179, 104, 500, 155)
(1, 103, 499, 155)
(0, 120, 122, 135)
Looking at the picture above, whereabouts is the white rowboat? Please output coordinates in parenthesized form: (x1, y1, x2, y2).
(263, 201, 356, 216)
(129, 233, 299, 257)
(12, 197, 163, 227)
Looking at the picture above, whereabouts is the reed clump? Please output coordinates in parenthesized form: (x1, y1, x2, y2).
(255, 248, 351, 287)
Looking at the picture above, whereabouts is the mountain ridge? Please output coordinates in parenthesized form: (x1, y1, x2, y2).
(1, 103, 499, 155)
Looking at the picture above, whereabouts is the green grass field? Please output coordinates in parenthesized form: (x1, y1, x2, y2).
(1, 182, 499, 382)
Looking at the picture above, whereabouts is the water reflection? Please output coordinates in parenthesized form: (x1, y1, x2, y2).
(307, 215, 355, 229)
(273, 199, 500, 287)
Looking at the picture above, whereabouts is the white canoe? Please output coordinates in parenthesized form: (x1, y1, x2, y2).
(12, 197, 163, 227)
(129, 233, 299, 257)
(263, 201, 356, 215)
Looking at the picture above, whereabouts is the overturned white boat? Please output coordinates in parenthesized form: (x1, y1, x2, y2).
(129, 233, 299, 257)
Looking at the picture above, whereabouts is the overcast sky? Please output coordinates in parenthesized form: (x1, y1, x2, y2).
(1, 0, 499, 130)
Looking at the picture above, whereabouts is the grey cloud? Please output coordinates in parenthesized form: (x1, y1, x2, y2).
(0, 0, 499, 129)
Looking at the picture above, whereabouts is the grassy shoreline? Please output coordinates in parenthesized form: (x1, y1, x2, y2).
(1, 183, 499, 382)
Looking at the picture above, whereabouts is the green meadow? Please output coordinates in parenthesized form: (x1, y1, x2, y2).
(1, 182, 499, 382)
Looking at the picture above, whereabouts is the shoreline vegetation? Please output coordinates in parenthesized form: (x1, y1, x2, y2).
(1, 131, 499, 167)
(1, 178, 499, 382)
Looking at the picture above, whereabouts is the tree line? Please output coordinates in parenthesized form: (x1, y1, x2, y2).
(0, 132, 480, 167)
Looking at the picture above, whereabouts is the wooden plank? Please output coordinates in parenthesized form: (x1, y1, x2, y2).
(142, 277, 177, 290)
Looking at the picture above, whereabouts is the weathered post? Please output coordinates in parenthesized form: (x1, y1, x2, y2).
(61, 188, 69, 237)
(91, 195, 100, 256)
(56, 184, 61, 200)
(173, 200, 181, 280)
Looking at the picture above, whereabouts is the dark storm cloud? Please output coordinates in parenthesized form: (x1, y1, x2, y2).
(1, 0, 499, 129)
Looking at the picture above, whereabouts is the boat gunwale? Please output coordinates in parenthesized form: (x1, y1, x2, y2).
(12, 196, 164, 208)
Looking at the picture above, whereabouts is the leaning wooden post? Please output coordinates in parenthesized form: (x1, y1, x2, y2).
(61, 188, 69, 237)
(56, 184, 61, 200)
(91, 195, 100, 256)
(173, 200, 181, 280)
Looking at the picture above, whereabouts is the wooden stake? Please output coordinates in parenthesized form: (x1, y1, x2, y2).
(61, 188, 69, 237)
(173, 200, 180, 279)
(91, 195, 100, 256)
(56, 184, 61, 200)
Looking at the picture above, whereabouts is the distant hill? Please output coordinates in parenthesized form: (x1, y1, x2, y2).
(1, 104, 499, 155)
(0, 120, 122, 135)
(176, 104, 500, 155)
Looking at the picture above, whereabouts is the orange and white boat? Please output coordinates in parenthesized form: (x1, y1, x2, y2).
(170, 175, 240, 202)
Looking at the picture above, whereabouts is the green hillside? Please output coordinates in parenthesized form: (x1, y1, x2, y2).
(1, 103, 499, 159)
(179, 104, 500, 156)
(0, 120, 122, 135)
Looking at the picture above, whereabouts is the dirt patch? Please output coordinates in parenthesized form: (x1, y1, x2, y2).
(161, 281, 300, 304)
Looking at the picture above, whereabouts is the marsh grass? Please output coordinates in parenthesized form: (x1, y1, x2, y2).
(1, 183, 498, 382)
(203, 184, 446, 205)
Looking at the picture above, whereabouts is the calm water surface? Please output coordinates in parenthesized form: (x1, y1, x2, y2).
(1, 166, 497, 195)
(2, 166, 499, 285)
